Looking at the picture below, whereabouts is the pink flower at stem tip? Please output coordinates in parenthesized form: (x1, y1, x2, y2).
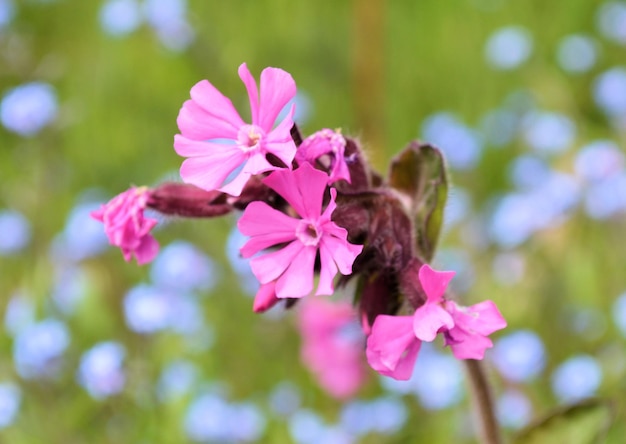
(90, 186, 159, 265)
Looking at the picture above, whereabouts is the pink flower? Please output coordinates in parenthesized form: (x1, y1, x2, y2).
(366, 315, 421, 381)
(174, 63, 298, 197)
(91, 187, 159, 265)
(295, 128, 351, 184)
(237, 162, 363, 298)
(365, 264, 506, 380)
(298, 299, 367, 399)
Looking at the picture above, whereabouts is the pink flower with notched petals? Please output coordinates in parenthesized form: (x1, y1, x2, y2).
(91, 187, 159, 265)
(295, 128, 351, 184)
(365, 264, 506, 380)
(174, 63, 297, 197)
(237, 162, 363, 298)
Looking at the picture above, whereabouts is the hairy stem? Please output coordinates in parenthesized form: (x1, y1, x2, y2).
(464, 360, 503, 444)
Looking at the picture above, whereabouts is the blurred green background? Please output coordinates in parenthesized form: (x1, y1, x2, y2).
(1, 0, 626, 442)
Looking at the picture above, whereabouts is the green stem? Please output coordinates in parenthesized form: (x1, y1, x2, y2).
(464, 359, 504, 444)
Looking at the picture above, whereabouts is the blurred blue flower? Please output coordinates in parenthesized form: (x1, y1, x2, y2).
(421, 112, 483, 170)
(574, 140, 624, 183)
(13, 318, 70, 379)
(124, 284, 174, 334)
(158, 360, 198, 402)
(612, 292, 626, 337)
(557, 34, 598, 73)
(4, 293, 35, 336)
(551, 355, 602, 402)
(497, 389, 532, 429)
(485, 26, 533, 70)
(412, 349, 464, 410)
(596, 2, 626, 45)
(340, 397, 407, 437)
(508, 155, 551, 190)
(492, 252, 526, 286)
(0, 0, 15, 30)
(583, 172, 626, 219)
(0, 209, 31, 255)
(51, 201, 110, 262)
(593, 67, 626, 117)
(0, 382, 21, 429)
(522, 111, 576, 154)
(185, 393, 266, 443)
(480, 109, 519, 147)
(77, 341, 126, 400)
(491, 330, 546, 382)
(268, 381, 301, 417)
(489, 193, 536, 248)
(150, 241, 217, 293)
(288, 409, 327, 444)
(99, 0, 142, 36)
(489, 172, 579, 248)
(380, 344, 464, 410)
(0, 82, 57, 136)
(144, 0, 194, 51)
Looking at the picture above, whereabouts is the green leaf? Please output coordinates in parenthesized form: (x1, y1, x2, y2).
(513, 398, 615, 444)
(387, 141, 448, 262)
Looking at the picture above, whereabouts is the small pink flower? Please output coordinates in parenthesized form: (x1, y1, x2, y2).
(295, 128, 351, 184)
(91, 187, 159, 265)
(237, 162, 363, 298)
(298, 299, 367, 399)
(174, 63, 298, 197)
(366, 314, 421, 381)
(365, 264, 506, 380)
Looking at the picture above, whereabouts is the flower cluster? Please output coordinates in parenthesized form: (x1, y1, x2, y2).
(92, 63, 507, 388)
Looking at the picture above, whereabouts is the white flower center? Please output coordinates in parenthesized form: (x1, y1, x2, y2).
(237, 125, 264, 153)
(296, 220, 321, 247)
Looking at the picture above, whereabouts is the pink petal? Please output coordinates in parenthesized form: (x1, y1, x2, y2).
(178, 142, 247, 192)
(412, 303, 454, 342)
(319, 235, 362, 276)
(238, 201, 300, 237)
(184, 79, 245, 136)
(134, 235, 159, 265)
(238, 202, 299, 257)
(316, 244, 339, 296)
(275, 246, 316, 298)
(238, 63, 259, 126)
(366, 315, 421, 381)
(176, 98, 241, 141)
(253, 281, 279, 313)
(242, 151, 274, 175)
(174, 135, 235, 158)
(446, 328, 494, 360)
(418, 264, 456, 303)
(264, 104, 297, 167)
(263, 163, 328, 220)
(217, 170, 251, 197)
(250, 240, 303, 285)
(447, 300, 507, 336)
(257, 67, 296, 131)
